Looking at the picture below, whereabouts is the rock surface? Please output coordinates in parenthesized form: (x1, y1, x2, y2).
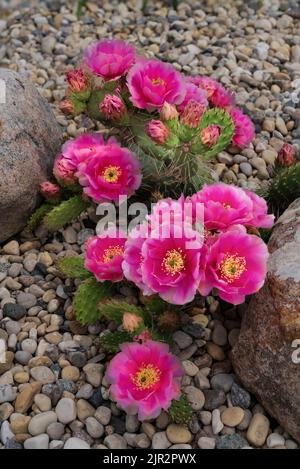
(0, 69, 62, 242)
(232, 198, 300, 443)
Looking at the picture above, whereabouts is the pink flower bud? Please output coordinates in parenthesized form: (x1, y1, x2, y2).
(123, 313, 144, 333)
(99, 94, 126, 120)
(145, 120, 170, 145)
(39, 181, 61, 203)
(277, 143, 296, 167)
(200, 124, 221, 147)
(66, 68, 90, 93)
(133, 329, 152, 344)
(53, 154, 77, 186)
(59, 99, 74, 115)
(180, 100, 204, 128)
(160, 102, 179, 121)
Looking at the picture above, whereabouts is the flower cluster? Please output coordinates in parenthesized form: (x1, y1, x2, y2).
(84, 183, 273, 306)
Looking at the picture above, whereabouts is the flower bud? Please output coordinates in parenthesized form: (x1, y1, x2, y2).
(39, 181, 61, 204)
(160, 102, 179, 121)
(200, 124, 221, 147)
(66, 68, 91, 101)
(145, 120, 170, 145)
(134, 329, 152, 344)
(53, 154, 77, 187)
(99, 93, 127, 121)
(180, 100, 204, 128)
(123, 312, 144, 333)
(277, 143, 296, 167)
(59, 97, 86, 116)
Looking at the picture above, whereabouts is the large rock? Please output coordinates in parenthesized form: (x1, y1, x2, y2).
(232, 198, 300, 443)
(0, 69, 62, 242)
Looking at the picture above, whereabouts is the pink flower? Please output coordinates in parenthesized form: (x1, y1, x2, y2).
(122, 222, 154, 296)
(178, 82, 208, 113)
(188, 75, 235, 108)
(127, 59, 186, 111)
(200, 125, 221, 146)
(77, 142, 142, 203)
(84, 39, 136, 81)
(59, 99, 75, 115)
(66, 68, 90, 94)
(180, 100, 205, 128)
(160, 102, 179, 121)
(105, 340, 184, 420)
(54, 134, 106, 186)
(100, 94, 127, 120)
(230, 108, 255, 147)
(145, 120, 170, 145)
(277, 143, 296, 167)
(85, 229, 126, 282)
(191, 183, 253, 230)
(198, 230, 269, 304)
(141, 222, 203, 305)
(39, 181, 61, 203)
(243, 189, 274, 229)
(148, 195, 190, 230)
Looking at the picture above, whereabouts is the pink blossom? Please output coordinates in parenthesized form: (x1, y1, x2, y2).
(277, 143, 296, 167)
(84, 229, 126, 282)
(191, 183, 253, 230)
(105, 340, 184, 420)
(39, 181, 60, 203)
(84, 39, 136, 81)
(59, 99, 75, 115)
(53, 133, 106, 186)
(127, 59, 186, 111)
(160, 102, 179, 121)
(77, 142, 142, 203)
(100, 94, 126, 120)
(243, 189, 274, 229)
(140, 222, 203, 305)
(180, 100, 205, 128)
(66, 68, 90, 93)
(200, 125, 221, 146)
(230, 108, 255, 147)
(198, 230, 269, 304)
(178, 82, 208, 112)
(145, 120, 170, 145)
(188, 75, 235, 108)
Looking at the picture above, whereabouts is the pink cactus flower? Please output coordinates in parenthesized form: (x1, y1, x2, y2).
(178, 82, 208, 113)
(180, 100, 205, 128)
(200, 125, 221, 146)
(77, 142, 142, 203)
(84, 39, 136, 81)
(140, 222, 203, 305)
(190, 183, 253, 230)
(277, 143, 296, 167)
(188, 75, 218, 99)
(160, 102, 179, 121)
(127, 59, 186, 111)
(59, 99, 75, 115)
(198, 230, 269, 305)
(133, 329, 152, 344)
(148, 195, 191, 231)
(243, 189, 274, 229)
(85, 229, 127, 282)
(39, 181, 61, 203)
(188, 75, 235, 109)
(122, 221, 154, 296)
(53, 133, 106, 186)
(230, 108, 255, 147)
(145, 120, 170, 145)
(66, 68, 90, 93)
(100, 93, 126, 121)
(105, 340, 184, 420)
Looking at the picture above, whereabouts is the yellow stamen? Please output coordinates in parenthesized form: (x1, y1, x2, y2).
(131, 364, 161, 390)
(102, 245, 124, 263)
(102, 165, 122, 183)
(162, 248, 185, 276)
(151, 78, 166, 86)
(219, 254, 246, 283)
(223, 203, 231, 209)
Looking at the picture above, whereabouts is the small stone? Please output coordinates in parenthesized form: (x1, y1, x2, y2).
(0, 402, 14, 421)
(204, 390, 226, 410)
(30, 366, 56, 384)
(88, 387, 103, 408)
(275, 117, 288, 136)
(194, 370, 210, 390)
(83, 363, 103, 387)
(211, 373, 234, 393)
(198, 436, 216, 449)
(231, 383, 251, 409)
(85, 416, 104, 438)
(135, 433, 151, 448)
(266, 433, 285, 448)
(95, 406, 111, 425)
(206, 343, 225, 361)
(212, 409, 224, 435)
(21, 339, 37, 355)
(261, 149, 277, 165)
(212, 324, 227, 346)
(10, 415, 31, 434)
(151, 431, 171, 449)
(14, 372, 30, 384)
(55, 397, 77, 424)
(0, 352, 14, 375)
(15, 351, 32, 366)
(3, 241, 20, 255)
(77, 399, 95, 421)
(15, 382, 42, 413)
(34, 394, 52, 412)
(28, 411, 57, 436)
(61, 366, 80, 382)
(0, 384, 17, 403)
(166, 424, 192, 444)
(182, 360, 199, 377)
(67, 351, 87, 368)
(24, 434, 49, 449)
(3, 303, 26, 320)
(216, 434, 248, 449)
(221, 407, 244, 427)
(239, 162, 252, 176)
(246, 413, 270, 447)
(76, 383, 93, 399)
(64, 437, 90, 449)
(237, 409, 252, 431)
(126, 414, 140, 433)
(104, 433, 127, 449)
(0, 421, 14, 444)
(173, 331, 193, 349)
(184, 386, 205, 411)
(41, 36, 56, 54)
(47, 422, 65, 440)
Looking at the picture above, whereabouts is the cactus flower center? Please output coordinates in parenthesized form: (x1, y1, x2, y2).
(219, 254, 246, 283)
(102, 245, 124, 263)
(151, 78, 166, 86)
(162, 249, 185, 276)
(102, 165, 122, 183)
(131, 364, 161, 390)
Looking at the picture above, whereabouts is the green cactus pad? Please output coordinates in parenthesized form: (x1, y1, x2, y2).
(56, 256, 92, 280)
(73, 278, 115, 324)
(28, 203, 52, 231)
(43, 195, 88, 231)
(168, 393, 193, 424)
(100, 331, 132, 353)
(98, 299, 147, 325)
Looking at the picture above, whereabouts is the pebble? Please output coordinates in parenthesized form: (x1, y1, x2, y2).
(166, 424, 192, 444)
(61, 366, 80, 382)
(211, 374, 234, 393)
(64, 437, 90, 449)
(17, 292, 37, 309)
(221, 407, 244, 427)
(266, 433, 285, 448)
(3, 241, 20, 256)
(30, 366, 56, 384)
(198, 436, 216, 449)
(231, 383, 251, 409)
(83, 363, 103, 387)
(85, 416, 104, 438)
(0, 385, 17, 404)
(246, 413, 270, 447)
(212, 409, 224, 435)
(204, 390, 226, 410)
(3, 303, 26, 320)
(47, 422, 65, 440)
(184, 386, 205, 411)
(173, 331, 193, 349)
(55, 397, 77, 424)
(95, 406, 111, 426)
(15, 382, 42, 413)
(216, 434, 248, 450)
(28, 411, 57, 436)
(104, 433, 127, 449)
(34, 394, 52, 412)
(0, 420, 14, 444)
(152, 431, 171, 449)
(24, 434, 49, 449)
